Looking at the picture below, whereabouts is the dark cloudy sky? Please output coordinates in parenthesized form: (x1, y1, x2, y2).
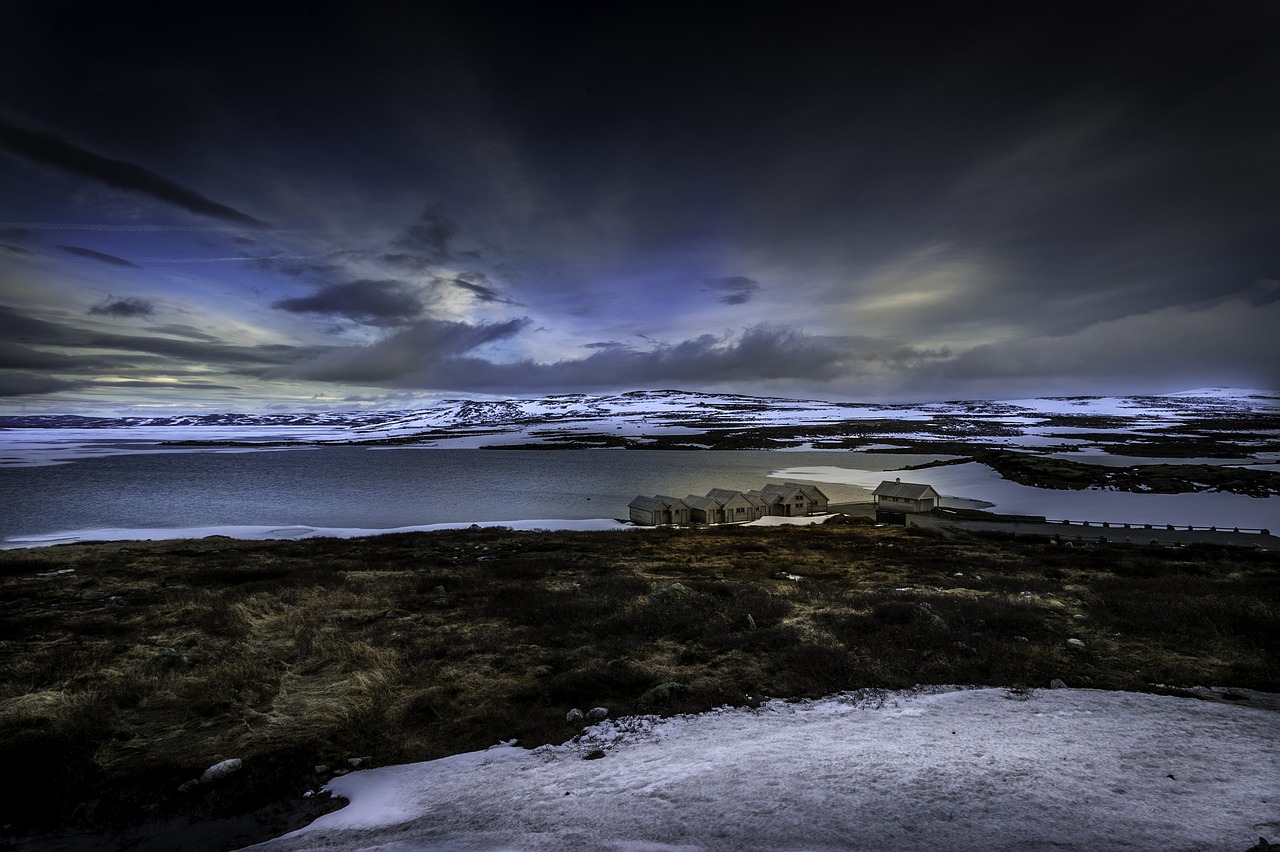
(2, 1, 1278, 412)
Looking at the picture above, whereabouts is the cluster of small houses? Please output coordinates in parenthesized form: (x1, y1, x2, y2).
(628, 478, 942, 526)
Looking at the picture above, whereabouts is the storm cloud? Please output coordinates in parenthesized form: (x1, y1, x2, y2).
(89, 296, 154, 317)
(446, 274, 521, 306)
(279, 322, 862, 392)
(272, 280, 425, 326)
(703, 276, 761, 305)
(1, 3, 1277, 409)
(386, 205, 461, 269)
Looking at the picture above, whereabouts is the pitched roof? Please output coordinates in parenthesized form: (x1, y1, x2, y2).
(872, 480, 940, 500)
(746, 489, 783, 505)
(628, 495, 690, 510)
(706, 487, 752, 502)
(794, 483, 828, 501)
(684, 495, 722, 510)
(759, 482, 828, 501)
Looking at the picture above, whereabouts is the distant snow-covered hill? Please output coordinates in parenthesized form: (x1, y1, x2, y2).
(2, 388, 1276, 438)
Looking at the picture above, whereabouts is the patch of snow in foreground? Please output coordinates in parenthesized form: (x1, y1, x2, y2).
(743, 514, 830, 527)
(245, 687, 1280, 852)
(0, 519, 634, 549)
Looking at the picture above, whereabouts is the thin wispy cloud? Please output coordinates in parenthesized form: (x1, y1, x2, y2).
(0, 116, 270, 227)
(58, 245, 141, 268)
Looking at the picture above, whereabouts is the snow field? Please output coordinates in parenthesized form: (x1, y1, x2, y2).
(246, 687, 1280, 851)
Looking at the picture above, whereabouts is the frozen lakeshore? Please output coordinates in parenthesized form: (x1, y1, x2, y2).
(0, 518, 635, 549)
(246, 686, 1280, 852)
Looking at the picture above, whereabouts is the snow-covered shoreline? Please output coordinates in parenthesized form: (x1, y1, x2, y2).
(0, 518, 638, 549)
(0, 514, 842, 550)
(773, 462, 1278, 531)
(245, 685, 1280, 851)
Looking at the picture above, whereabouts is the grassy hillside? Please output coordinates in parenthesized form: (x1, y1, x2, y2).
(1, 522, 1276, 848)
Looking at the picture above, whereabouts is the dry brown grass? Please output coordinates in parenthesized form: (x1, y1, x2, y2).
(0, 524, 1276, 847)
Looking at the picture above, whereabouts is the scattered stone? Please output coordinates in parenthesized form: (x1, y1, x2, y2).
(433, 586, 447, 595)
(347, 756, 371, 768)
(582, 749, 606, 760)
(177, 779, 201, 793)
(36, 568, 74, 578)
(637, 682, 686, 710)
(79, 590, 109, 601)
(1066, 638, 1086, 649)
(1050, 678, 1068, 689)
(586, 707, 609, 722)
(565, 708, 584, 723)
(199, 758, 243, 784)
(314, 765, 329, 774)
(746, 613, 757, 630)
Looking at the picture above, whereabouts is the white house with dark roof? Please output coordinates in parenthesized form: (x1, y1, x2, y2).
(871, 479, 940, 513)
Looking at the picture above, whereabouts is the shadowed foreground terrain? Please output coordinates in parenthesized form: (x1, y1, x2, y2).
(1, 522, 1276, 849)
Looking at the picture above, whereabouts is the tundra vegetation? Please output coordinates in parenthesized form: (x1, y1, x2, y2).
(1, 522, 1276, 849)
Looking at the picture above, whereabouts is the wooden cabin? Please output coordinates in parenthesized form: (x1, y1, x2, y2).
(627, 495, 692, 525)
(629, 482, 829, 525)
(871, 479, 940, 513)
(752, 483, 830, 516)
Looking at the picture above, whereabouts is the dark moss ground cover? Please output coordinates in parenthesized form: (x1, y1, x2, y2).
(1, 523, 1276, 848)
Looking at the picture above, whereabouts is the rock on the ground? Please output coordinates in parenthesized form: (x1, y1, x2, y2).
(637, 682, 687, 709)
(199, 758, 243, 784)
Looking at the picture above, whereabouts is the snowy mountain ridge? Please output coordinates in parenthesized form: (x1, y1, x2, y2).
(349, 387, 1280, 437)
(1, 387, 1276, 433)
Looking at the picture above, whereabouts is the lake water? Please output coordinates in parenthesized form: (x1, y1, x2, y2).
(0, 447, 933, 541)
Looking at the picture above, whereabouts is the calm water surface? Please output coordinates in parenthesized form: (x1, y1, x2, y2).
(0, 448, 932, 539)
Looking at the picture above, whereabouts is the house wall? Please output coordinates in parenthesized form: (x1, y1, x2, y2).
(874, 494, 935, 513)
(629, 506, 656, 525)
(785, 495, 813, 516)
(690, 506, 725, 524)
(720, 494, 756, 523)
